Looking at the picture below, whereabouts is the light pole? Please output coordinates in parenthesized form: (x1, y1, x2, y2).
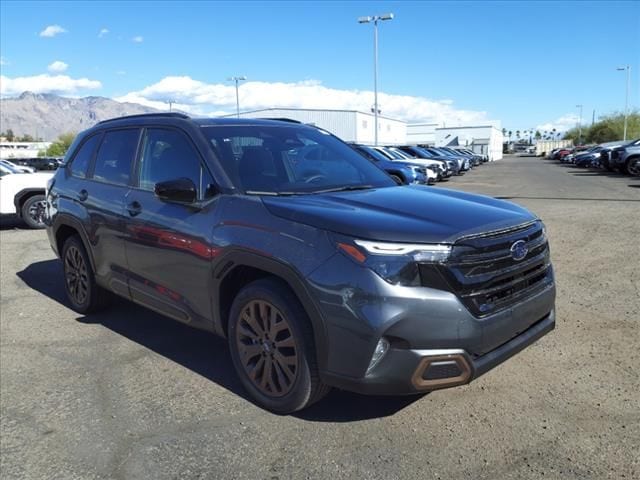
(358, 13, 394, 146)
(227, 76, 247, 118)
(616, 65, 631, 141)
(576, 104, 583, 145)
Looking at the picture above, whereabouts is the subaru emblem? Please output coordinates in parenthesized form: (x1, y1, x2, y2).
(510, 240, 528, 261)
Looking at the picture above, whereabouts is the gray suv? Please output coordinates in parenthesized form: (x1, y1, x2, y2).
(45, 113, 556, 413)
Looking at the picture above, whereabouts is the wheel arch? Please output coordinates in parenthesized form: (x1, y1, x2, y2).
(13, 188, 45, 218)
(52, 214, 96, 272)
(213, 250, 329, 373)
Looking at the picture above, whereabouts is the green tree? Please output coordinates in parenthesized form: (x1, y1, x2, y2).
(6, 129, 15, 141)
(535, 130, 542, 141)
(45, 132, 76, 157)
(586, 123, 618, 144)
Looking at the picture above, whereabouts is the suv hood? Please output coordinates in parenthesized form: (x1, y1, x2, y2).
(263, 186, 536, 243)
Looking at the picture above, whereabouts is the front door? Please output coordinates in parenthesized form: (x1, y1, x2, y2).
(123, 127, 219, 327)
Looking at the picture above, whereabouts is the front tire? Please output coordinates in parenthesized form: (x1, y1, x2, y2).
(21, 194, 47, 229)
(61, 236, 111, 314)
(228, 278, 329, 413)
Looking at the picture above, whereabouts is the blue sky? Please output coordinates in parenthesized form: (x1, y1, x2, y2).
(1, 0, 639, 133)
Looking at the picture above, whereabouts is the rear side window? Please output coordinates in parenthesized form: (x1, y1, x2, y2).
(93, 129, 140, 185)
(69, 134, 100, 178)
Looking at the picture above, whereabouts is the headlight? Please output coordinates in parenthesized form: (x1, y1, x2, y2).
(335, 238, 451, 287)
(354, 240, 451, 263)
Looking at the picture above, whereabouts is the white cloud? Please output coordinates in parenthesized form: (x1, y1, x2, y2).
(132, 36, 144, 43)
(0, 74, 101, 96)
(115, 76, 488, 125)
(47, 60, 68, 73)
(536, 113, 580, 133)
(39, 25, 67, 37)
(116, 70, 126, 76)
(98, 28, 109, 38)
(0, 56, 7, 66)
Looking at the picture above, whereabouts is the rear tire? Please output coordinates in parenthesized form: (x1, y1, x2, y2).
(21, 194, 47, 229)
(61, 236, 111, 314)
(228, 277, 330, 413)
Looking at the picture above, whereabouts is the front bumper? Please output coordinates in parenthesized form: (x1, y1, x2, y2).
(324, 309, 555, 395)
(308, 251, 556, 396)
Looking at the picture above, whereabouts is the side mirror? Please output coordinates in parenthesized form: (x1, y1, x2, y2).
(154, 178, 197, 203)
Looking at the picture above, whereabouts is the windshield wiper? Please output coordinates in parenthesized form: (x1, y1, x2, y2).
(311, 185, 375, 194)
(245, 190, 312, 196)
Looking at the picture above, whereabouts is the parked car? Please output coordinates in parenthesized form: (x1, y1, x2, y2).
(372, 146, 446, 181)
(350, 144, 435, 185)
(0, 163, 53, 228)
(441, 147, 482, 168)
(422, 147, 468, 173)
(597, 141, 628, 171)
(573, 146, 604, 168)
(14, 156, 62, 171)
(0, 159, 36, 173)
(396, 146, 457, 177)
(46, 113, 556, 413)
(609, 138, 640, 174)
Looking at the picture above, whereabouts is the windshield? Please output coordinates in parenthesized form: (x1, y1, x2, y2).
(201, 124, 394, 194)
(0, 161, 23, 174)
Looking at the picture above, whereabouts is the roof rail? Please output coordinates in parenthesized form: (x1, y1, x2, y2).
(97, 112, 190, 125)
(263, 117, 302, 124)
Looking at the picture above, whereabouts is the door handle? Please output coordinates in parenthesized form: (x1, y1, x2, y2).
(78, 189, 88, 202)
(127, 201, 142, 217)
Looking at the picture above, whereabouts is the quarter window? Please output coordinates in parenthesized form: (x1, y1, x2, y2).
(138, 128, 215, 199)
(93, 129, 140, 185)
(69, 134, 100, 178)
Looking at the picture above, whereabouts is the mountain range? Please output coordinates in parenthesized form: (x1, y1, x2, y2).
(0, 92, 160, 141)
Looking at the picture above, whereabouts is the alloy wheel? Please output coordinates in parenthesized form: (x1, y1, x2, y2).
(27, 200, 47, 227)
(235, 300, 298, 397)
(65, 246, 88, 305)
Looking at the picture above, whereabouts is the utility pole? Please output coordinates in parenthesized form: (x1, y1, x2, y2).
(228, 76, 247, 118)
(576, 104, 583, 145)
(358, 13, 394, 145)
(616, 65, 631, 141)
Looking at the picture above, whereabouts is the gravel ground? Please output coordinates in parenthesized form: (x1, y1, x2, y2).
(1, 155, 638, 479)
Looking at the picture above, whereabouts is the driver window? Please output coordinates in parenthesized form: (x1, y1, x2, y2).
(138, 128, 215, 199)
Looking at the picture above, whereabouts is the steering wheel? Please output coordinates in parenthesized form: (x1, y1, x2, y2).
(303, 174, 327, 184)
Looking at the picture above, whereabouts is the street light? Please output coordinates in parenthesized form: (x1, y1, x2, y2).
(576, 104, 583, 145)
(616, 65, 631, 141)
(227, 76, 247, 118)
(358, 13, 394, 146)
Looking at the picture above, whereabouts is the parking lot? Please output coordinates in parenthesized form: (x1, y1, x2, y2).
(1, 155, 638, 479)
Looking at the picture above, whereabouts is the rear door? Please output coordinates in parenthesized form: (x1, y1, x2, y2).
(123, 127, 220, 327)
(82, 128, 141, 296)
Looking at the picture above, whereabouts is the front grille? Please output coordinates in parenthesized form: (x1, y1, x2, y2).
(419, 221, 553, 317)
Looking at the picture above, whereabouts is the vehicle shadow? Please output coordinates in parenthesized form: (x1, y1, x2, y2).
(0, 217, 26, 231)
(16, 259, 419, 422)
(570, 171, 629, 178)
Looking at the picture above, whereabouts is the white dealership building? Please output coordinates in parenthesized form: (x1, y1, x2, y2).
(229, 108, 503, 160)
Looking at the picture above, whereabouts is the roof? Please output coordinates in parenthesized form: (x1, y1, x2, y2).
(93, 113, 315, 128)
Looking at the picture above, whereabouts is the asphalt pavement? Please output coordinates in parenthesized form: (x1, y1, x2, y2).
(1, 155, 638, 479)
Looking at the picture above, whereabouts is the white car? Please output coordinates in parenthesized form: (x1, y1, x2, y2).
(0, 163, 53, 228)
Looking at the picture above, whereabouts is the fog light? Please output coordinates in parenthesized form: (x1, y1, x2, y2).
(366, 337, 390, 374)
